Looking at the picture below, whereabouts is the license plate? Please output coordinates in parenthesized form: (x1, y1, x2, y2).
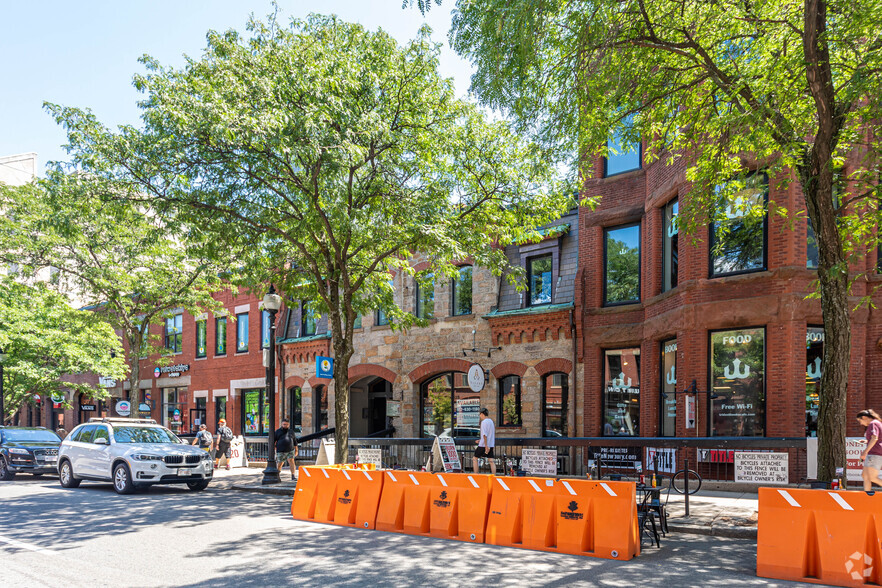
(178, 468, 191, 475)
(42, 457, 57, 463)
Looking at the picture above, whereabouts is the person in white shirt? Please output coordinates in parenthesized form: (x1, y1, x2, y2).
(473, 408, 496, 474)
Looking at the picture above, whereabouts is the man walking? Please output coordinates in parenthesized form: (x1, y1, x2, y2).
(274, 418, 299, 480)
(473, 408, 496, 474)
(214, 418, 233, 470)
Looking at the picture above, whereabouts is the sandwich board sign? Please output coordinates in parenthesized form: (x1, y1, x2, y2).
(315, 437, 337, 466)
(229, 436, 247, 468)
(426, 436, 462, 472)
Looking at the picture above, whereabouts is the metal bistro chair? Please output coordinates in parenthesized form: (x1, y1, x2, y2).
(637, 488, 661, 548)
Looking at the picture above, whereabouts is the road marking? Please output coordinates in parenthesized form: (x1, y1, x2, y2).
(600, 482, 617, 497)
(0, 535, 55, 556)
(777, 489, 801, 507)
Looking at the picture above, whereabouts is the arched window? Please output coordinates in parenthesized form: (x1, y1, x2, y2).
(542, 373, 568, 437)
(314, 385, 328, 430)
(289, 386, 302, 432)
(498, 375, 521, 426)
(420, 372, 477, 437)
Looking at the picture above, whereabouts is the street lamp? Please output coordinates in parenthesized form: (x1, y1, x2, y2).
(0, 348, 6, 426)
(262, 285, 282, 485)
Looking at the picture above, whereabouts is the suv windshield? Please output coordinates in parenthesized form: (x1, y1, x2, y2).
(113, 426, 181, 444)
(2, 430, 61, 443)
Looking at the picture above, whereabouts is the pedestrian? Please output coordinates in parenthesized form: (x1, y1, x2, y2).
(214, 418, 234, 470)
(192, 424, 213, 453)
(473, 408, 496, 475)
(274, 418, 299, 480)
(857, 409, 882, 493)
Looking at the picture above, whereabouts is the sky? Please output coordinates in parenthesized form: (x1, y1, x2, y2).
(0, 1, 474, 176)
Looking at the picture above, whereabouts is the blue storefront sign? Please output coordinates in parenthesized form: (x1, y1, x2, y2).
(316, 356, 334, 379)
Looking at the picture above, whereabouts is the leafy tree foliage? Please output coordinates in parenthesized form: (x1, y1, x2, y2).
(0, 277, 126, 423)
(48, 15, 572, 462)
(0, 173, 225, 408)
(440, 0, 882, 480)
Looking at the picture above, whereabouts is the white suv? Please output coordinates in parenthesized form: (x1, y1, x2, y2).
(58, 418, 213, 494)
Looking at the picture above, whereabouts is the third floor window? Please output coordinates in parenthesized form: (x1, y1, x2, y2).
(416, 274, 435, 320)
(164, 314, 182, 354)
(663, 199, 679, 292)
(527, 255, 553, 306)
(604, 224, 640, 305)
(710, 173, 767, 277)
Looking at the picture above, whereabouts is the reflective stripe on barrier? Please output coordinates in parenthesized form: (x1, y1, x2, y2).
(485, 477, 639, 560)
(758, 488, 882, 586)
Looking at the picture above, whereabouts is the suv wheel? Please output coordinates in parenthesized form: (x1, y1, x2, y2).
(113, 463, 135, 495)
(59, 460, 80, 488)
(187, 480, 210, 491)
(0, 456, 14, 481)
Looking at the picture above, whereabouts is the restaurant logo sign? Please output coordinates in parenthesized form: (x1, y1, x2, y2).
(154, 364, 190, 378)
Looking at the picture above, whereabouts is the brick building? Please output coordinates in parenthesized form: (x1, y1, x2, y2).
(579, 138, 881, 441)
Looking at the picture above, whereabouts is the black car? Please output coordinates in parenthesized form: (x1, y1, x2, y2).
(0, 427, 62, 480)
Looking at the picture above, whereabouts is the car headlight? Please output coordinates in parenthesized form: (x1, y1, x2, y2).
(201, 452, 213, 461)
(132, 454, 163, 461)
(8, 448, 29, 455)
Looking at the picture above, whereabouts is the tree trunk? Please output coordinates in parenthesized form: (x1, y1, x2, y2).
(801, 167, 849, 483)
(127, 331, 141, 409)
(333, 338, 354, 464)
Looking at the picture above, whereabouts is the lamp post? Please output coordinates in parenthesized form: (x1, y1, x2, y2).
(0, 348, 6, 426)
(262, 285, 282, 485)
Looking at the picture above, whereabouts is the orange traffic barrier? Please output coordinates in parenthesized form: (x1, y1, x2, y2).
(758, 488, 882, 586)
(373, 471, 493, 542)
(329, 467, 385, 530)
(485, 477, 639, 560)
(291, 465, 323, 521)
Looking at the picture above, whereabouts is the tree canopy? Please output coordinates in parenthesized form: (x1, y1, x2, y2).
(438, 0, 882, 479)
(0, 277, 126, 423)
(47, 14, 573, 461)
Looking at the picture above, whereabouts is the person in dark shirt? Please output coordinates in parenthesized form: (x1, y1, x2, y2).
(275, 419, 298, 480)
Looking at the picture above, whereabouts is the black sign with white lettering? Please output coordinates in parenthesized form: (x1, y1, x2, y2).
(594, 446, 641, 469)
(80, 404, 96, 412)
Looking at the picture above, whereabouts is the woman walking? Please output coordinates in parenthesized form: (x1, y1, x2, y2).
(857, 409, 882, 493)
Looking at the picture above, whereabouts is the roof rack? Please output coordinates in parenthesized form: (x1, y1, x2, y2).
(88, 417, 157, 425)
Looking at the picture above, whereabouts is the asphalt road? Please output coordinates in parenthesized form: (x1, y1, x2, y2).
(0, 473, 813, 587)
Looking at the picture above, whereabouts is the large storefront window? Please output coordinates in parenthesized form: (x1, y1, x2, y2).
(711, 174, 767, 276)
(242, 388, 269, 435)
(543, 373, 568, 437)
(421, 372, 478, 437)
(710, 328, 765, 436)
(660, 339, 677, 436)
(663, 200, 678, 291)
(604, 224, 640, 305)
(603, 348, 641, 436)
(806, 327, 823, 437)
(498, 375, 521, 426)
(163, 387, 187, 434)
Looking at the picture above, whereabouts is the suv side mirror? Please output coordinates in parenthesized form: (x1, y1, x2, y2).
(95, 438, 108, 445)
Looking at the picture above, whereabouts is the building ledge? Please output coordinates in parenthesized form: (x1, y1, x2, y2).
(482, 302, 574, 320)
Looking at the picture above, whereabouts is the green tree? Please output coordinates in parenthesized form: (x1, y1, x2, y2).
(48, 14, 571, 463)
(436, 0, 882, 481)
(0, 277, 126, 423)
(0, 173, 225, 409)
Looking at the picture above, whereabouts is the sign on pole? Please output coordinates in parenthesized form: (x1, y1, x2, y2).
(467, 364, 485, 392)
(426, 436, 462, 472)
(316, 356, 334, 379)
(734, 451, 788, 484)
(520, 448, 558, 476)
(685, 396, 696, 429)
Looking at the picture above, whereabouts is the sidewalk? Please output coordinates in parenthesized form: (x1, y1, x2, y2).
(227, 470, 760, 539)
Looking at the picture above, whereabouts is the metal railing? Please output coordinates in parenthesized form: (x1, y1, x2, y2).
(346, 436, 809, 483)
(244, 428, 336, 463)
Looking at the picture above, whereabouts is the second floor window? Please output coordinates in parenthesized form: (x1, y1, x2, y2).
(416, 274, 435, 319)
(605, 118, 641, 177)
(604, 224, 640, 305)
(452, 266, 473, 316)
(711, 174, 767, 277)
(195, 320, 207, 358)
(663, 200, 679, 291)
(164, 314, 182, 354)
(302, 304, 316, 336)
(236, 313, 249, 352)
(215, 316, 227, 355)
(527, 255, 553, 306)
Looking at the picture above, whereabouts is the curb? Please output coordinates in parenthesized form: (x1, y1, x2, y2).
(667, 522, 757, 540)
(232, 484, 297, 496)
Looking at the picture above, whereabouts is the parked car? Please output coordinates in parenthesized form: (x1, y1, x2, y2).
(438, 427, 481, 439)
(58, 418, 213, 494)
(0, 427, 62, 481)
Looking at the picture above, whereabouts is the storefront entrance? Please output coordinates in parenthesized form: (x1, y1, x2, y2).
(349, 377, 392, 437)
